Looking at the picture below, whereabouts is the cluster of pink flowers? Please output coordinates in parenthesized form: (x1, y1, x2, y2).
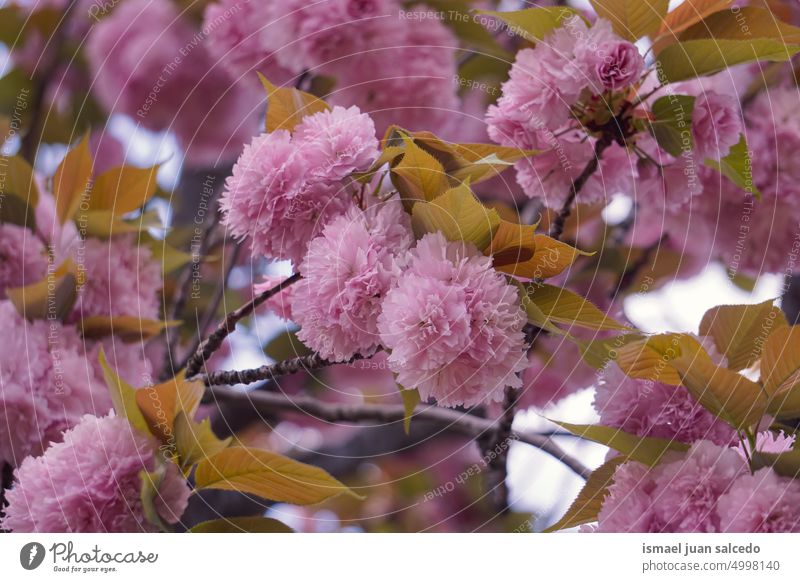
(487, 17, 644, 207)
(0, 224, 47, 298)
(204, 0, 461, 136)
(591, 441, 800, 533)
(378, 233, 528, 407)
(220, 105, 378, 265)
(2, 414, 190, 532)
(293, 199, 413, 361)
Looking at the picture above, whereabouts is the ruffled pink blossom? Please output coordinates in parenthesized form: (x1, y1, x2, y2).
(595, 365, 737, 446)
(692, 91, 742, 161)
(378, 233, 528, 407)
(718, 468, 800, 532)
(219, 129, 354, 265)
(295, 106, 379, 182)
(1, 414, 190, 532)
(293, 200, 413, 361)
(589, 39, 645, 91)
(650, 441, 747, 532)
(593, 460, 661, 532)
(0, 224, 47, 298)
(72, 235, 162, 320)
(517, 336, 596, 410)
(0, 301, 114, 465)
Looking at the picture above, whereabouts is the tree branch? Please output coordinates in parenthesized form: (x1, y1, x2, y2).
(204, 385, 592, 480)
(197, 350, 365, 386)
(548, 136, 613, 241)
(183, 272, 301, 378)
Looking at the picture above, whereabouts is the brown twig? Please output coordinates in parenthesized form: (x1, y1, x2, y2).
(198, 350, 364, 386)
(548, 136, 613, 241)
(205, 385, 592, 479)
(183, 272, 301, 378)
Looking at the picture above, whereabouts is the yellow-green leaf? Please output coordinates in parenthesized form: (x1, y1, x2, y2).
(134, 373, 205, 445)
(0, 155, 39, 209)
(705, 135, 761, 199)
(552, 421, 689, 466)
(81, 209, 164, 238)
(529, 235, 592, 279)
(648, 94, 695, 157)
(671, 348, 766, 430)
(589, 0, 669, 41)
(411, 182, 501, 251)
(399, 387, 420, 435)
(699, 300, 786, 371)
(658, 0, 732, 38)
(99, 348, 152, 437)
(6, 260, 79, 321)
(53, 134, 93, 224)
(678, 6, 800, 44)
(614, 333, 701, 385)
(80, 316, 180, 342)
(174, 412, 232, 471)
(88, 164, 161, 215)
(752, 450, 800, 479)
(258, 73, 330, 133)
(544, 456, 627, 532)
(391, 135, 449, 205)
(761, 326, 800, 418)
(189, 517, 294, 533)
(522, 283, 629, 331)
(194, 446, 358, 505)
(476, 7, 587, 42)
(656, 38, 800, 83)
(485, 220, 537, 275)
(139, 467, 170, 532)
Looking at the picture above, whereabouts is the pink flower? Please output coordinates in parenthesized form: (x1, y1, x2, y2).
(0, 301, 114, 465)
(0, 224, 47, 299)
(592, 442, 747, 533)
(219, 129, 354, 265)
(589, 40, 644, 91)
(593, 461, 661, 532)
(72, 235, 162, 320)
(378, 233, 528, 408)
(718, 468, 800, 532)
(203, 0, 293, 83)
(517, 336, 596, 410)
(692, 91, 742, 160)
(1, 414, 190, 532)
(650, 441, 747, 532)
(295, 106, 379, 182)
(594, 365, 737, 446)
(293, 200, 413, 361)
(737, 431, 796, 459)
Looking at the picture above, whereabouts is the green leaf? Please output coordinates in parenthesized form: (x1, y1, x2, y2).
(670, 347, 766, 430)
(656, 38, 800, 83)
(761, 326, 800, 418)
(194, 446, 359, 505)
(0, 155, 40, 210)
(53, 134, 93, 224)
(678, 6, 800, 44)
(81, 316, 180, 343)
(589, 0, 669, 41)
(87, 164, 161, 215)
(548, 419, 689, 467)
(544, 456, 627, 532)
(0, 192, 35, 229)
(391, 134, 449, 205)
(752, 450, 800, 479)
(99, 349, 152, 437)
(699, 300, 786, 371)
(476, 7, 587, 42)
(522, 283, 630, 331)
(648, 94, 695, 157)
(6, 260, 78, 321)
(552, 421, 689, 465)
(134, 374, 205, 446)
(399, 387, 420, 435)
(411, 182, 501, 251)
(575, 333, 646, 369)
(704, 135, 761, 200)
(140, 467, 171, 532)
(258, 73, 330, 134)
(174, 412, 232, 471)
(189, 517, 294, 533)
